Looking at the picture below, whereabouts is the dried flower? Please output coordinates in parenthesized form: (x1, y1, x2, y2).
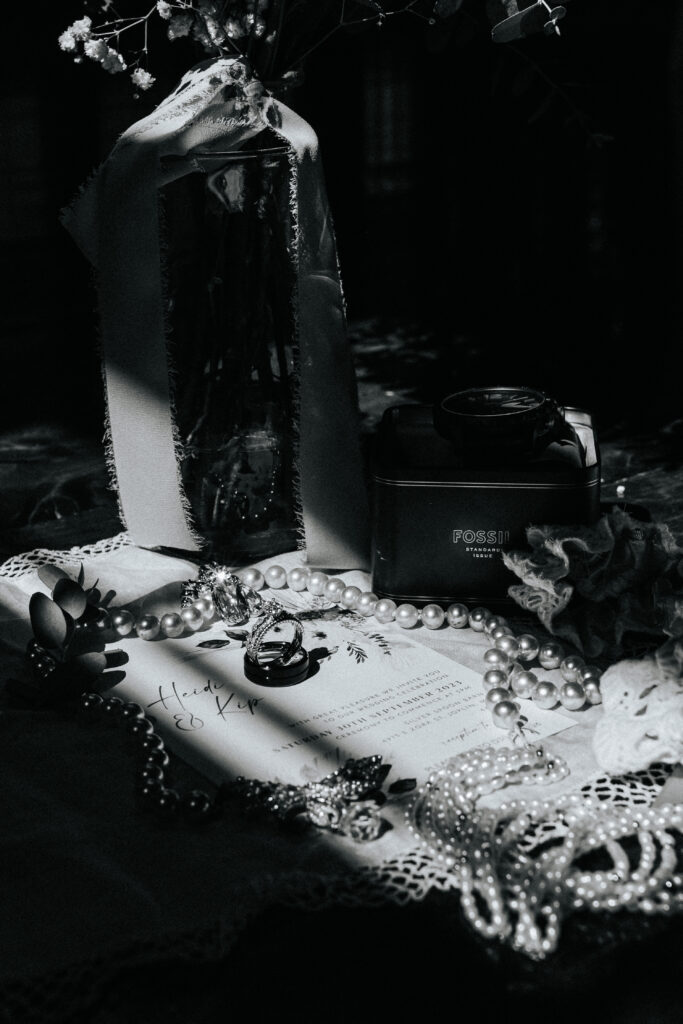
(84, 38, 109, 62)
(58, 30, 78, 53)
(101, 47, 127, 73)
(131, 67, 156, 90)
(59, 2, 454, 95)
(340, 800, 383, 842)
(167, 11, 194, 39)
(70, 16, 93, 41)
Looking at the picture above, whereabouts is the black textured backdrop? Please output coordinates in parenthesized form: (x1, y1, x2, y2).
(1, 1, 682, 436)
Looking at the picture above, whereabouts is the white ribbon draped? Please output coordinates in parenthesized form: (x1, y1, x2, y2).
(63, 58, 370, 570)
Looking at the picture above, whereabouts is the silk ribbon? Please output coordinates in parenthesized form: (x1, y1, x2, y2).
(63, 58, 370, 570)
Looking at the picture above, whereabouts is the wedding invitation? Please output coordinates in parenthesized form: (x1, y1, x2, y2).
(106, 593, 575, 785)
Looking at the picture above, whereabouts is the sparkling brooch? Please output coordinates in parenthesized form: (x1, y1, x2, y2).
(181, 563, 263, 626)
(226, 755, 415, 843)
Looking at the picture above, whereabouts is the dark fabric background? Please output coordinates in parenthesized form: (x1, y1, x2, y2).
(2, 0, 682, 437)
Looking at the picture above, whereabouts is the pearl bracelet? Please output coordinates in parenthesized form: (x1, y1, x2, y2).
(106, 560, 602, 728)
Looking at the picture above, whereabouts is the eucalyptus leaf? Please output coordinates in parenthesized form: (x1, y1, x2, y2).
(52, 578, 88, 620)
(225, 630, 249, 641)
(37, 564, 70, 590)
(77, 564, 85, 587)
(197, 639, 232, 649)
(29, 593, 72, 651)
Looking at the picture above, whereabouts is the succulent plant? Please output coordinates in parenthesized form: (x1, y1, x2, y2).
(21, 564, 124, 705)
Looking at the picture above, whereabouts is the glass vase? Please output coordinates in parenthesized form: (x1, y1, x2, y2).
(162, 133, 300, 565)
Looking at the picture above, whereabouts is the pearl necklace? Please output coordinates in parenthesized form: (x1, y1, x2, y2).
(408, 743, 683, 958)
(107, 561, 602, 730)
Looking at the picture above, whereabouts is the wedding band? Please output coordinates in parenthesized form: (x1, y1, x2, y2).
(245, 602, 304, 667)
(244, 643, 310, 686)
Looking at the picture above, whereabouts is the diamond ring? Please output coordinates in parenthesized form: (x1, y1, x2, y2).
(243, 601, 309, 684)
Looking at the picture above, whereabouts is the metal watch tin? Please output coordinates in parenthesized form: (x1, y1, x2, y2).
(371, 389, 600, 610)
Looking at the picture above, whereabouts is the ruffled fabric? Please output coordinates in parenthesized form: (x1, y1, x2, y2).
(502, 508, 683, 661)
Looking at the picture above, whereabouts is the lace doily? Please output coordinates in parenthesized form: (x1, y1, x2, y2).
(0, 533, 131, 580)
(593, 657, 683, 772)
(502, 762, 675, 853)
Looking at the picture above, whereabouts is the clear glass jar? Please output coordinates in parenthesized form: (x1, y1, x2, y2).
(162, 133, 300, 564)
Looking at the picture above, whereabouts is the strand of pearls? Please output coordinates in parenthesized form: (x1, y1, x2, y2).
(409, 743, 683, 958)
(106, 560, 603, 727)
(78, 692, 217, 820)
(233, 564, 603, 726)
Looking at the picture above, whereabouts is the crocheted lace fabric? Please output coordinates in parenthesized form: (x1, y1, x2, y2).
(0, 536, 678, 1023)
(0, 532, 132, 580)
(593, 657, 683, 772)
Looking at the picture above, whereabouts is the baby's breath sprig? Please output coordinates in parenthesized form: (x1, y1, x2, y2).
(59, 2, 443, 94)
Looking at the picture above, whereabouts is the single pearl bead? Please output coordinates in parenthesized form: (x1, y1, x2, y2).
(180, 606, 204, 631)
(538, 641, 564, 670)
(324, 577, 346, 601)
(80, 692, 103, 712)
(307, 571, 329, 596)
(532, 680, 559, 710)
(468, 607, 490, 632)
(181, 789, 213, 820)
(560, 654, 586, 683)
(484, 615, 507, 637)
(484, 648, 510, 670)
(422, 604, 445, 630)
(559, 681, 586, 711)
(490, 625, 514, 641)
(160, 612, 184, 638)
(396, 603, 420, 628)
(511, 669, 538, 699)
(111, 609, 135, 637)
(492, 700, 520, 729)
(193, 596, 215, 621)
(483, 669, 508, 691)
(584, 680, 602, 705)
(485, 687, 511, 710)
(239, 567, 265, 591)
(446, 603, 469, 628)
(357, 592, 378, 616)
(374, 598, 397, 623)
(265, 564, 287, 589)
(138, 614, 160, 641)
(494, 635, 519, 658)
(579, 664, 602, 684)
(287, 567, 310, 592)
(340, 585, 362, 610)
(517, 634, 540, 662)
